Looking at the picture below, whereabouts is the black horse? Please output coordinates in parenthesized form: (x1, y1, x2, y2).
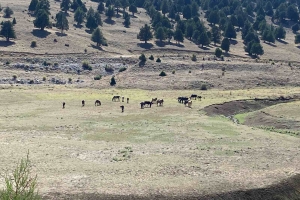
(178, 97, 189, 103)
(143, 101, 153, 108)
(120, 105, 124, 112)
(95, 100, 101, 106)
(82, 100, 85, 107)
(190, 94, 197, 100)
(112, 96, 120, 101)
(140, 102, 145, 109)
(62, 102, 65, 109)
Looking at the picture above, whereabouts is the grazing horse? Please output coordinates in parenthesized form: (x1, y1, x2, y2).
(112, 96, 120, 101)
(122, 96, 124, 102)
(190, 94, 197, 100)
(157, 99, 164, 106)
(120, 105, 124, 112)
(140, 102, 145, 109)
(197, 96, 202, 100)
(82, 100, 85, 107)
(127, 98, 129, 104)
(62, 102, 65, 109)
(143, 101, 153, 108)
(95, 100, 101, 106)
(187, 100, 192, 108)
(184, 100, 189, 106)
(151, 98, 158, 104)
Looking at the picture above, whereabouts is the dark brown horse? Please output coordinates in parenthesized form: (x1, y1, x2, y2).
(120, 105, 124, 112)
(190, 94, 197, 100)
(112, 96, 120, 101)
(127, 98, 129, 104)
(95, 100, 101, 106)
(140, 102, 145, 109)
(157, 99, 164, 106)
(82, 100, 85, 107)
(62, 102, 65, 109)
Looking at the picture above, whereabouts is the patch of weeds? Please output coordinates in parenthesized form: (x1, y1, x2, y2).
(259, 126, 300, 137)
(149, 55, 154, 60)
(82, 61, 92, 71)
(94, 75, 102, 80)
(105, 65, 114, 72)
(118, 67, 127, 72)
(159, 71, 167, 76)
(200, 84, 207, 90)
(112, 147, 133, 162)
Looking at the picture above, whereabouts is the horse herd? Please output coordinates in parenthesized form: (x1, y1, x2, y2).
(62, 94, 202, 112)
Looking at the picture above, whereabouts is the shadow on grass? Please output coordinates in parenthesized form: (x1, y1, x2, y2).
(55, 32, 67, 37)
(73, 24, 83, 29)
(104, 18, 116, 25)
(199, 46, 210, 50)
(277, 39, 288, 44)
(230, 39, 238, 45)
(0, 41, 15, 47)
(264, 42, 277, 47)
(31, 29, 51, 38)
(90, 44, 104, 50)
(137, 43, 153, 49)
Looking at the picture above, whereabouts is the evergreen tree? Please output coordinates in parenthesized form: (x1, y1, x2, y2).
(237, 14, 244, 29)
(106, 6, 115, 19)
(262, 29, 275, 43)
(56, 11, 69, 33)
(198, 31, 210, 47)
(208, 10, 220, 25)
(124, 15, 130, 27)
(275, 25, 286, 40)
(0, 21, 16, 41)
(91, 27, 106, 46)
(295, 34, 300, 44)
(215, 48, 222, 58)
(35, 0, 51, 15)
(191, 1, 199, 17)
(29, 0, 39, 12)
(61, 0, 71, 12)
(250, 43, 264, 56)
(230, 15, 238, 27)
(224, 22, 236, 40)
(185, 23, 194, 40)
(97, 2, 105, 13)
(3, 7, 13, 18)
(74, 7, 85, 25)
(115, 0, 122, 15)
(192, 30, 200, 43)
(174, 28, 184, 44)
(161, 0, 168, 16)
(129, 4, 137, 16)
(106, 0, 112, 7)
(287, 5, 299, 21)
(137, 24, 153, 43)
(86, 14, 98, 31)
(12, 17, 16, 25)
(121, 0, 129, 11)
(264, 1, 274, 16)
(182, 5, 192, 19)
(221, 37, 230, 52)
(110, 76, 116, 86)
(168, 6, 176, 19)
(211, 26, 221, 44)
(155, 27, 166, 42)
(292, 23, 300, 33)
(167, 29, 173, 43)
(95, 11, 102, 26)
(33, 9, 50, 31)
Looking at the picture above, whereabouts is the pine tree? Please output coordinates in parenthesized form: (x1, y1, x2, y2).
(221, 37, 230, 53)
(215, 48, 222, 58)
(0, 21, 16, 41)
(185, 23, 194, 40)
(224, 22, 236, 40)
(29, 0, 39, 12)
(3, 7, 14, 18)
(56, 12, 69, 33)
(182, 5, 191, 19)
(74, 7, 85, 25)
(161, 0, 168, 17)
(208, 10, 220, 25)
(115, 0, 121, 15)
(91, 27, 106, 46)
(174, 28, 184, 44)
(106, 6, 115, 19)
(129, 4, 137, 16)
(198, 32, 210, 47)
(166, 29, 173, 43)
(86, 13, 98, 31)
(250, 43, 264, 56)
(34, 0, 51, 15)
(295, 34, 300, 44)
(12, 17, 17, 25)
(264, 1, 274, 16)
(275, 25, 286, 40)
(95, 12, 102, 26)
(155, 27, 166, 42)
(110, 76, 116, 86)
(124, 16, 130, 27)
(97, 2, 105, 13)
(121, 0, 129, 11)
(61, 0, 71, 12)
(33, 9, 50, 31)
(211, 26, 221, 44)
(191, 1, 199, 17)
(137, 24, 153, 43)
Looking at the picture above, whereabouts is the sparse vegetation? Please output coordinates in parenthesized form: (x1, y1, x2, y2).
(110, 76, 116, 86)
(201, 84, 207, 90)
(119, 67, 127, 72)
(149, 55, 154, 60)
(139, 53, 146, 62)
(105, 65, 114, 72)
(156, 58, 161, 62)
(191, 54, 197, 61)
(94, 75, 102, 80)
(31, 41, 37, 47)
(82, 61, 92, 70)
(159, 71, 166, 76)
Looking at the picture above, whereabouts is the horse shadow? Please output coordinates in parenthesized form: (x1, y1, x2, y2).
(31, 29, 51, 38)
(137, 43, 153, 49)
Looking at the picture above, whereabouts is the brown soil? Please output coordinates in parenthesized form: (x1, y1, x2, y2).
(43, 174, 300, 200)
(203, 96, 299, 117)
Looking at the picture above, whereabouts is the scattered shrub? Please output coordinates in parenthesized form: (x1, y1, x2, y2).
(288, 62, 292, 66)
(54, 63, 58, 66)
(29, 80, 34, 84)
(43, 61, 51, 66)
(159, 71, 167, 76)
(139, 53, 146, 62)
(172, 70, 175, 74)
(105, 66, 114, 72)
(84, 48, 87, 53)
(191, 54, 197, 61)
(200, 84, 207, 90)
(149, 55, 154, 60)
(189, 70, 191, 73)
(215, 48, 222, 58)
(31, 41, 37, 48)
(119, 67, 127, 72)
(221, 66, 226, 71)
(94, 75, 102, 80)
(12, 17, 16, 24)
(6, 61, 10, 65)
(12, 75, 17, 80)
(156, 58, 161, 62)
(110, 76, 116, 86)
(42, 77, 46, 81)
(82, 61, 92, 70)
(68, 78, 72, 82)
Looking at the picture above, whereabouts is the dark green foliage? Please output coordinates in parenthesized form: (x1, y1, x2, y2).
(110, 76, 116, 86)
(198, 31, 210, 47)
(211, 26, 221, 44)
(185, 23, 194, 39)
(159, 71, 166, 76)
(74, 7, 85, 25)
(29, 0, 39, 12)
(119, 67, 127, 72)
(292, 24, 299, 33)
(137, 24, 153, 43)
(166, 29, 173, 43)
(82, 61, 92, 70)
(156, 58, 161, 62)
(12, 17, 16, 25)
(139, 53, 146, 62)
(250, 43, 264, 56)
(262, 29, 275, 43)
(124, 16, 130, 27)
(191, 1, 199, 17)
(121, 0, 129, 11)
(149, 55, 154, 60)
(183, 5, 192, 19)
(215, 48, 222, 58)
(129, 4, 137, 16)
(71, 0, 86, 12)
(200, 84, 207, 90)
(221, 37, 230, 53)
(161, 0, 168, 16)
(191, 54, 196, 61)
(275, 26, 286, 40)
(33, 9, 50, 31)
(61, 0, 71, 12)
(91, 27, 106, 46)
(244, 31, 260, 44)
(174, 28, 184, 43)
(264, 1, 274, 16)
(34, 0, 51, 15)
(56, 11, 69, 33)
(105, 66, 114, 72)
(115, 0, 122, 15)
(106, 6, 115, 19)
(0, 21, 16, 42)
(224, 22, 236, 39)
(295, 34, 300, 44)
(97, 2, 105, 13)
(155, 27, 166, 41)
(208, 10, 220, 25)
(3, 7, 13, 18)
(86, 7, 102, 30)
(31, 41, 37, 47)
(287, 5, 299, 21)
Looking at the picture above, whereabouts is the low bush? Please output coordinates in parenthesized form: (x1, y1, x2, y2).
(159, 71, 167, 76)
(94, 75, 102, 80)
(119, 67, 127, 72)
(191, 54, 197, 61)
(110, 76, 116, 86)
(200, 84, 207, 90)
(82, 61, 92, 71)
(149, 55, 154, 60)
(156, 58, 161, 62)
(139, 54, 146, 62)
(31, 41, 37, 48)
(172, 70, 175, 74)
(105, 66, 114, 72)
